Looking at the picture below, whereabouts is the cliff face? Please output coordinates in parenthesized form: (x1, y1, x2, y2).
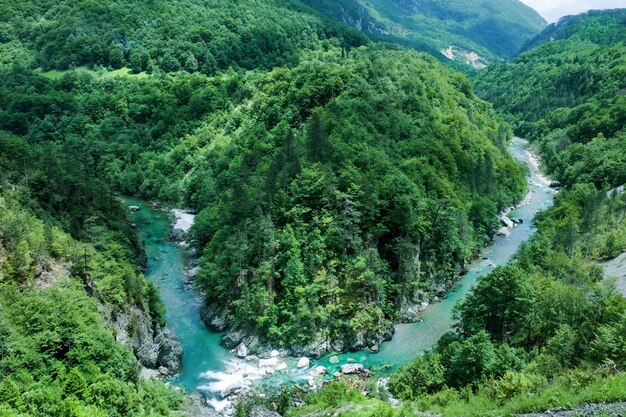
(107, 304, 182, 375)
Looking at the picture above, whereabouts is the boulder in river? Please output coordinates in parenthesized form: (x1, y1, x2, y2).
(297, 357, 310, 368)
(310, 365, 327, 377)
(329, 355, 340, 364)
(236, 343, 248, 358)
(499, 215, 514, 229)
(129, 205, 140, 212)
(549, 180, 563, 188)
(340, 363, 371, 377)
(496, 227, 511, 237)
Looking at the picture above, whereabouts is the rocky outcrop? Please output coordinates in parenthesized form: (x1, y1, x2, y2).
(200, 303, 228, 332)
(247, 405, 281, 417)
(603, 251, 626, 297)
(155, 327, 183, 372)
(398, 289, 430, 323)
(108, 306, 182, 374)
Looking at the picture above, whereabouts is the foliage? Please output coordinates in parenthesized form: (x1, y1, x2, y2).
(0, 0, 366, 73)
(0, 131, 179, 416)
(387, 9, 626, 416)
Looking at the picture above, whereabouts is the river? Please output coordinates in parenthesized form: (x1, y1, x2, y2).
(123, 137, 556, 410)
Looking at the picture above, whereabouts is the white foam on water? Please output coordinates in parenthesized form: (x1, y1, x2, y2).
(199, 359, 265, 393)
(172, 209, 196, 232)
(206, 398, 231, 413)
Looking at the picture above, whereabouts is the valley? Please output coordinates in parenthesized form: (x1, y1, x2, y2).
(0, 2, 624, 417)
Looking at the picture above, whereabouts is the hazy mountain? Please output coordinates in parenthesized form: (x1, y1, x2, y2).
(299, 0, 547, 66)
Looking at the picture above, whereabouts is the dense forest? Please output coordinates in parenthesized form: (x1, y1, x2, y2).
(0, 1, 625, 416)
(0, 0, 367, 74)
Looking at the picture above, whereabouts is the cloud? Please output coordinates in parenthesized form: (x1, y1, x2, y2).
(519, 0, 625, 22)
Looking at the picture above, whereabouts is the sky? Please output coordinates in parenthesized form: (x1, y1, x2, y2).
(519, 0, 626, 22)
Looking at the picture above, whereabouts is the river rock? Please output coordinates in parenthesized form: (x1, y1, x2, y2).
(512, 218, 524, 224)
(496, 227, 511, 237)
(221, 327, 246, 349)
(276, 362, 288, 371)
(549, 180, 563, 188)
(329, 355, 340, 364)
(259, 357, 278, 368)
(187, 265, 201, 278)
(340, 363, 371, 377)
(200, 304, 228, 332)
(270, 349, 279, 358)
(310, 365, 327, 377)
(264, 367, 275, 375)
(129, 205, 140, 212)
(221, 385, 242, 399)
(236, 343, 248, 358)
(499, 215, 514, 229)
(246, 405, 281, 417)
(297, 357, 310, 368)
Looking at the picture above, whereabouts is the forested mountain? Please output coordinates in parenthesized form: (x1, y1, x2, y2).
(0, 0, 366, 74)
(366, 9, 626, 416)
(298, 0, 546, 63)
(473, 9, 626, 188)
(281, 9, 626, 417)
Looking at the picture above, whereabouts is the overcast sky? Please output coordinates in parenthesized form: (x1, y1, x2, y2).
(519, 0, 626, 22)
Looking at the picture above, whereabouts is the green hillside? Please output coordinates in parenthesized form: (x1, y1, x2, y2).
(0, 0, 367, 73)
(473, 9, 626, 189)
(298, 0, 547, 61)
(281, 9, 626, 417)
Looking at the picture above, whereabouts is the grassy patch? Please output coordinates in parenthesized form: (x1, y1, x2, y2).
(37, 66, 149, 80)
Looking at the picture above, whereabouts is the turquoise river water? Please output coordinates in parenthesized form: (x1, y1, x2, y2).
(123, 137, 556, 409)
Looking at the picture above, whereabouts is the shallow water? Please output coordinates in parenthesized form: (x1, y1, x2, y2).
(123, 137, 556, 403)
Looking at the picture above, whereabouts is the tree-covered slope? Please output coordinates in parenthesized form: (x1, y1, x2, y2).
(298, 0, 546, 61)
(473, 9, 626, 189)
(277, 10, 626, 417)
(0, 37, 526, 354)
(520, 8, 626, 52)
(0, 132, 183, 416)
(0, 0, 366, 73)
